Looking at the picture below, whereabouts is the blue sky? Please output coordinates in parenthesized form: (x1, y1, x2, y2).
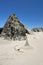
(0, 0, 43, 29)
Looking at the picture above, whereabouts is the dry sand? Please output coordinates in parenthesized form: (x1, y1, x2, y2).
(0, 32, 43, 65)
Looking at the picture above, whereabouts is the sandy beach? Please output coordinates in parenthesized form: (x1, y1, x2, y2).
(0, 32, 43, 65)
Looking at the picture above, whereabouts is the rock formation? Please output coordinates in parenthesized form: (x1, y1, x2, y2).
(1, 14, 30, 40)
(32, 28, 43, 32)
(0, 28, 3, 37)
(0, 28, 3, 34)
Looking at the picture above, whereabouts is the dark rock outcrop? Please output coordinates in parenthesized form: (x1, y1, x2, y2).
(0, 28, 3, 34)
(0, 28, 3, 37)
(32, 28, 43, 32)
(1, 14, 30, 40)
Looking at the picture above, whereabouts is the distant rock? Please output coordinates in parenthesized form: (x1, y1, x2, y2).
(32, 28, 43, 32)
(1, 14, 31, 40)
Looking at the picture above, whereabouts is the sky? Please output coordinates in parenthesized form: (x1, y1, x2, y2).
(0, 0, 43, 29)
